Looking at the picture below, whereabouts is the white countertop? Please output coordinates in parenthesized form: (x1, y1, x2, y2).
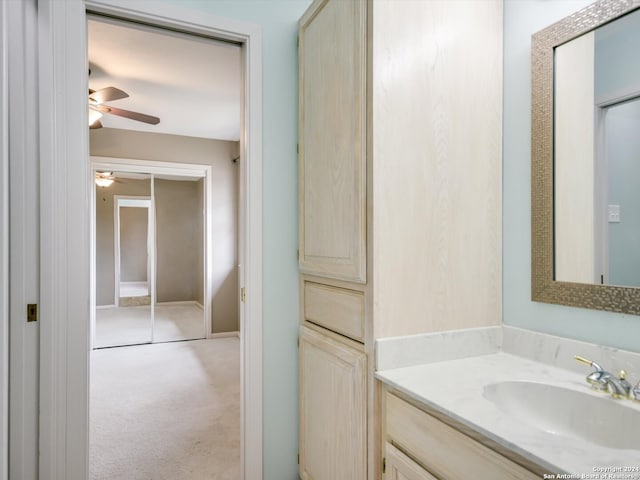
(376, 352, 640, 476)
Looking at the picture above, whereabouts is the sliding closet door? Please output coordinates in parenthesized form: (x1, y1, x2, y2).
(95, 173, 153, 348)
(153, 176, 206, 342)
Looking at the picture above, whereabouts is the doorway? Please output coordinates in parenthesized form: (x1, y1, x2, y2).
(16, 0, 264, 478)
(86, 11, 244, 476)
(102, 193, 154, 347)
(114, 196, 152, 306)
(89, 146, 228, 476)
(595, 96, 640, 287)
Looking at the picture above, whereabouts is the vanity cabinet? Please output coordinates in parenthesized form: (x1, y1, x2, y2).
(384, 443, 437, 480)
(298, 0, 366, 283)
(299, 325, 367, 480)
(383, 391, 539, 480)
(298, 0, 503, 478)
(299, 0, 370, 475)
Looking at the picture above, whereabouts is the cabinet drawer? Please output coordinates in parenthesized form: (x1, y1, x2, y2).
(385, 392, 538, 480)
(304, 282, 365, 341)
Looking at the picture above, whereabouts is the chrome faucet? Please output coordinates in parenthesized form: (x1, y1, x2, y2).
(633, 381, 640, 402)
(600, 371, 629, 399)
(574, 355, 634, 399)
(616, 370, 633, 398)
(574, 355, 608, 391)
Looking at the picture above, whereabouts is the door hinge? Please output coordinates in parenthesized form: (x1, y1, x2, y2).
(297, 36, 299, 48)
(297, 453, 300, 464)
(27, 304, 38, 323)
(296, 143, 299, 154)
(241, 287, 246, 303)
(382, 457, 386, 474)
(297, 249, 300, 261)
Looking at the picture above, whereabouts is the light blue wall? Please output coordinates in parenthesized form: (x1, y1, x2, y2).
(606, 100, 640, 287)
(595, 8, 640, 103)
(504, 0, 640, 353)
(159, 1, 311, 479)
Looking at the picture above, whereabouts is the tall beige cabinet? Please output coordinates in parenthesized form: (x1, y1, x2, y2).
(298, 0, 503, 479)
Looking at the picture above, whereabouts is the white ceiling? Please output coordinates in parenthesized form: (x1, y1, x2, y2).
(87, 16, 241, 141)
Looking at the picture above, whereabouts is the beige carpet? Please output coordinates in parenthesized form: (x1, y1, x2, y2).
(90, 338, 240, 480)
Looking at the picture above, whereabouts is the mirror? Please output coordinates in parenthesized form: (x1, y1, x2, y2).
(95, 172, 153, 347)
(153, 176, 206, 342)
(532, 0, 640, 314)
(94, 171, 206, 348)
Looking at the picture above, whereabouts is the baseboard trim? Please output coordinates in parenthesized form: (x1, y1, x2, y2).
(156, 300, 203, 309)
(96, 304, 116, 310)
(209, 331, 240, 339)
(98, 301, 206, 310)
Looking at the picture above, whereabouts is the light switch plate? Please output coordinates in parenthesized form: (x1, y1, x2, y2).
(608, 204, 621, 223)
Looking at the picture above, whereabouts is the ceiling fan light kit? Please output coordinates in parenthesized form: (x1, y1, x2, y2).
(95, 171, 115, 188)
(88, 107, 103, 127)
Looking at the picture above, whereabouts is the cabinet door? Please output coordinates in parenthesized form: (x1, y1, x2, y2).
(299, 325, 366, 480)
(385, 443, 438, 480)
(298, 0, 367, 283)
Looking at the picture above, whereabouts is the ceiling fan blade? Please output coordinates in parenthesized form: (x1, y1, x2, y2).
(97, 105, 160, 125)
(89, 87, 129, 104)
(89, 120, 103, 129)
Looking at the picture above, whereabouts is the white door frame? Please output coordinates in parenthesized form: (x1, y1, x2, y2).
(8, 1, 40, 479)
(594, 104, 609, 284)
(37, 1, 263, 478)
(113, 196, 152, 309)
(0, 1, 9, 479)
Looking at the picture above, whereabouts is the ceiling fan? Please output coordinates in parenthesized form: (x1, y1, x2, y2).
(88, 86, 160, 129)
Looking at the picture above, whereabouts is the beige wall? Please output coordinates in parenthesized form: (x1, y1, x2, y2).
(91, 128, 239, 333)
(119, 206, 149, 283)
(155, 178, 203, 304)
(209, 150, 239, 334)
(95, 178, 151, 306)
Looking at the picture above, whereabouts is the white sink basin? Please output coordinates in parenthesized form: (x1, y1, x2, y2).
(483, 381, 640, 451)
